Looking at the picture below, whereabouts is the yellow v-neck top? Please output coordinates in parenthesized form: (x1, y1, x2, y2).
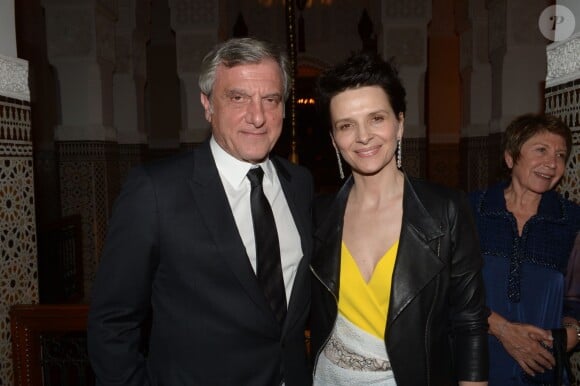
(337, 240, 399, 340)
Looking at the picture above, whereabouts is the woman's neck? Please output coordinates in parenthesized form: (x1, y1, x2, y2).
(504, 183, 542, 234)
(350, 167, 404, 209)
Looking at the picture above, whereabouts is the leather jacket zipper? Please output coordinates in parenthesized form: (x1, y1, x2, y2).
(310, 265, 338, 374)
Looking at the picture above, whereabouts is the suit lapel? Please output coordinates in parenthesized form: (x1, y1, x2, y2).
(188, 142, 270, 316)
(272, 158, 312, 332)
(387, 175, 444, 329)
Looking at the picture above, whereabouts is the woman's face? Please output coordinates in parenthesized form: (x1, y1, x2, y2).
(506, 131, 568, 194)
(330, 86, 403, 177)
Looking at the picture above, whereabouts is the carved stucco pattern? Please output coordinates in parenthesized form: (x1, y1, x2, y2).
(0, 56, 30, 102)
(45, 8, 93, 58)
(119, 144, 146, 185)
(545, 82, 580, 129)
(58, 142, 119, 300)
(546, 35, 580, 86)
(558, 130, 579, 204)
(0, 104, 31, 148)
(0, 97, 38, 386)
(546, 80, 580, 204)
(401, 138, 426, 179)
(461, 136, 490, 191)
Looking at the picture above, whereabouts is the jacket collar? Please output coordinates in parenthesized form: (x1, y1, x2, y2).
(311, 176, 354, 298)
(311, 174, 445, 308)
(387, 175, 445, 327)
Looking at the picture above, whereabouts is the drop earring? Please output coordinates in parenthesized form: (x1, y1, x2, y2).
(396, 138, 402, 169)
(335, 147, 345, 179)
(330, 132, 345, 179)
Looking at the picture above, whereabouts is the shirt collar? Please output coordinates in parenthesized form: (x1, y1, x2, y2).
(210, 136, 275, 189)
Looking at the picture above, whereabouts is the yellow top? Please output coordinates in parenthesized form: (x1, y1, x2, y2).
(337, 240, 399, 340)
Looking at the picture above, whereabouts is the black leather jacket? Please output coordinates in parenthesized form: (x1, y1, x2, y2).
(310, 174, 488, 385)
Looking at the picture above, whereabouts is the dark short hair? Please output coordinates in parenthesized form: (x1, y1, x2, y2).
(315, 51, 406, 128)
(198, 37, 291, 100)
(503, 113, 572, 164)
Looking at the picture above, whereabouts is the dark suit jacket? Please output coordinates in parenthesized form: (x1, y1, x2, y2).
(310, 174, 488, 385)
(88, 140, 313, 386)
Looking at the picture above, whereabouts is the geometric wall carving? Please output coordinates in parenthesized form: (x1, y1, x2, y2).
(545, 59, 580, 204)
(0, 95, 38, 386)
(119, 143, 146, 185)
(57, 141, 119, 301)
(402, 137, 427, 179)
(461, 136, 490, 192)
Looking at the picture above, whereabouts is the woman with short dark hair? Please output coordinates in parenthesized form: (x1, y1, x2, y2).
(310, 51, 489, 386)
(469, 113, 580, 385)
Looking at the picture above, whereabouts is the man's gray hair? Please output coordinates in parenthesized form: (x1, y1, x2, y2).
(198, 38, 291, 100)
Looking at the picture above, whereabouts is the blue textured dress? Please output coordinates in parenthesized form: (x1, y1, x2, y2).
(469, 183, 580, 386)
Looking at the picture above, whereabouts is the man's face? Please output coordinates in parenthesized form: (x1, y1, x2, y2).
(201, 59, 285, 164)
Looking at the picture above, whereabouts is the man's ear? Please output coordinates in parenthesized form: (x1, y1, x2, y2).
(200, 93, 212, 122)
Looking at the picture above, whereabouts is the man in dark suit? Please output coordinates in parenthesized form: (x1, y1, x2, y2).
(87, 37, 313, 386)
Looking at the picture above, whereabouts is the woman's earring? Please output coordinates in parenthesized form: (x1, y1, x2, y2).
(330, 132, 345, 179)
(396, 138, 402, 169)
(335, 147, 345, 179)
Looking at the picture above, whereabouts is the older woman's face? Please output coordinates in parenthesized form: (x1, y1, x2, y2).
(506, 131, 568, 194)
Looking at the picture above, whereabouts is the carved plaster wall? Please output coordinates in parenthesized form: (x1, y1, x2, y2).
(546, 33, 580, 203)
(0, 54, 37, 386)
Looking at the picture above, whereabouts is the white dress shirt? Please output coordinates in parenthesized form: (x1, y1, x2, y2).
(210, 137, 303, 304)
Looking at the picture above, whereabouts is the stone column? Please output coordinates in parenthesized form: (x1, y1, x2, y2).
(379, 0, 431, 178)
(0, 9, 37, 384)
(115, 0, 150, 182)
(168, 0, 220, 147)
(457, 0, 493, 190)
(42, 0, 119, 299)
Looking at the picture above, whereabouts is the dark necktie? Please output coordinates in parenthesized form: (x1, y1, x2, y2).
(247, 167, 287, 324)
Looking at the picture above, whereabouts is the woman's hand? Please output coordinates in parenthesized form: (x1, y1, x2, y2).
(489, 312, 555, 376)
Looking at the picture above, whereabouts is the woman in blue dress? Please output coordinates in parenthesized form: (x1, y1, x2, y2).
(469, 114, 580, 385)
